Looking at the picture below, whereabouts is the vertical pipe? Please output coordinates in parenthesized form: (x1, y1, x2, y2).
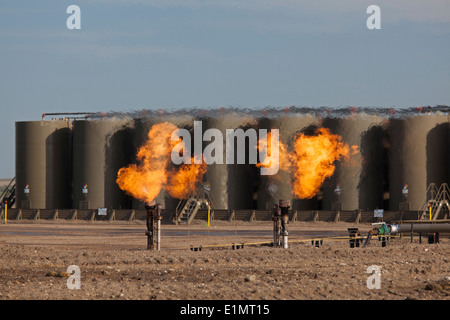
(283, 234, 288, 249)
(146, 201, 155, 250)
(156, 203, 162, 251)
(272, 204, 279, 247)
(157, 219, 161, 251)
(410, 223, 413, 243)
(279, 199, 290, 249)
(207, 203, 210, 227)
(145, 202, 162, 250)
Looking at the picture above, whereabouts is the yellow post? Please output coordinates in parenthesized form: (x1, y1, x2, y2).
(4, 201, 7, 224)
(429, 205, 432, 221)
(207, 203, 210, 227)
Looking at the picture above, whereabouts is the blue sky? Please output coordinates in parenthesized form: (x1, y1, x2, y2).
(1, 0, 449, 178)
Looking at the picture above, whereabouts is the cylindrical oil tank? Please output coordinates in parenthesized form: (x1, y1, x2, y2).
(256, 112, 320, 211)
(322, 113, 386, 211)
(131, 113, 194, 211)
(72, 119, 134, 210)
(15, 120, 72, 209)
(389, 112, 449, 211)
(199, 110, 258, 210)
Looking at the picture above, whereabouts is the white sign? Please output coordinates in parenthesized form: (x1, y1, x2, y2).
(98, 208, 107, 216)
(374, 209, 384, 218)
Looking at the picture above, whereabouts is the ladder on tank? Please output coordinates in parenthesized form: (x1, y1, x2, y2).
(175, 197, 203, 225)
(174, 181, 217, 225)
(0, 177, 16, 208)
(419, 183, 450, 220)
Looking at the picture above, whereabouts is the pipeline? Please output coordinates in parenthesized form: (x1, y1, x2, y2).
(394, 223, 450, 234)
(363, 222, 450, 247)
(41, 112, 97, 120)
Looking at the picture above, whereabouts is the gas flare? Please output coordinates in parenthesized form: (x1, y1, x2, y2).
(256, 131, 289, 172)
(166, 160, 207, 199)
(257, 127, 355, 199)
(290, 128, 351, 199)
(116, 122, 206, 203)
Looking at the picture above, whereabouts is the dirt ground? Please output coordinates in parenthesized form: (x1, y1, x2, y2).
(0, 219, 449, 301)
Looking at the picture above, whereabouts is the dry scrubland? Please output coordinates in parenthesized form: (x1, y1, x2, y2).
(0, 220, 449, 300)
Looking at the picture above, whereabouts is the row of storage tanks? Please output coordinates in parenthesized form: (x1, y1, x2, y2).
(15, 107, 449, 212)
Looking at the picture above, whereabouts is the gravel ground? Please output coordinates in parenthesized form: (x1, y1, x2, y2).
(0, 220, 449, 301)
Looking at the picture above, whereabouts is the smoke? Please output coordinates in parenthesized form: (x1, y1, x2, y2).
(87, 105, 449, 121)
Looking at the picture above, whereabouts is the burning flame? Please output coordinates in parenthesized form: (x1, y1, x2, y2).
(257, 127, 357, 199)
(256, 131, 289, 171)
(290, 128, 351, 199)
(166, 161, 207, 199)
(351, 145, 360, 155)
(116, 122, 206, 203)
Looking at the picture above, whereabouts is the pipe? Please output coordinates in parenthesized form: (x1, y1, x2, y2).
(272, 204, 280, 247)
(41, 112, 96, 120)
(157, 218, 161, 250)
(283, 234, 288, 249)
(364, 222, 450, 247)
(145, 201, 162, 250)
(393, 223, 450, 234)
(145, 201, 155, 250)
(279, 199, 290, 249)
(156, 203, 162, 250)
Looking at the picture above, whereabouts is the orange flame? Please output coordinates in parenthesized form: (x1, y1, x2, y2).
(257, 127, 356, 199)
(290, 128, 350, 199)
(256, 131, 289, 171)
(166, 161, 207, 199)
(116, 122, 206, 203)
(351, 145, 360, 155)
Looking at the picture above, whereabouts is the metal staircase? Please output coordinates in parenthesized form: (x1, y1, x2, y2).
(175, 197, 203, 225)
(419, 183, 450, 220)
(175, 182, 216, 225)
(0, 177, 16, 208)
